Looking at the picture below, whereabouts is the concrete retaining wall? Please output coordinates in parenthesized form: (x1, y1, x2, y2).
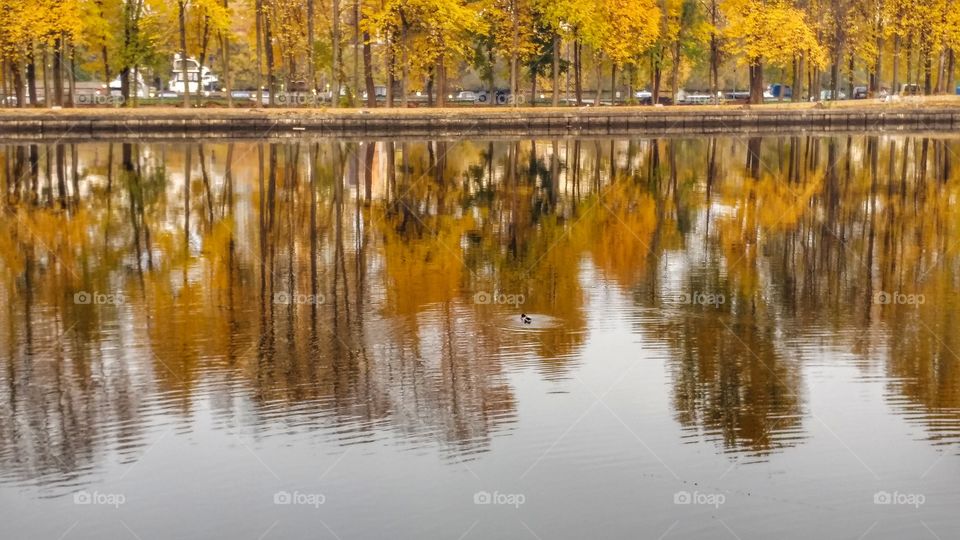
(0, 108, 956, 140)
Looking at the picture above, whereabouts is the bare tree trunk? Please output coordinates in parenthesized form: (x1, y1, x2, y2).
(12, 61, 24, 108)
(871, 33, 883, 96)
(264, 4, 275, 106)
(610, 64, 616, 105)
(594, 53, 603, 105)
(892, 35, 900, 94)
(709, 0, 719, 101)
(195, 17, 210, 105)
(574, 39, 582, 106)
(552, 33, 560, 106)
(401, 22, 408, 107)
(332, 0, 341, 107)
(26, 50, 37, 107)
(178, 0, 191, 108)
(509, 0, 519, 107)
(949, 49, 956, 95)
(53, 37, 64, 107)
(749, 59, 763, 104)
(68, 41, 76, 107)
(386, 30, 395, 107)
(307, 0, 315, 97)
(221, 0, 231, 107)
(363, 22, 375, 107)
(353, 0, 360, 106)
(255, 0, 263, 107)
(436, 53, 446, 107)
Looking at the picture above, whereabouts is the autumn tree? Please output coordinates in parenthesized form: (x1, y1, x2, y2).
(724, 0, 825, 104)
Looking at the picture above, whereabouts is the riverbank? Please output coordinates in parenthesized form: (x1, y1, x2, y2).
(2, 98, 960, 140)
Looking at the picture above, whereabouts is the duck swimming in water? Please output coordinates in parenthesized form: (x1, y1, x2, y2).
(520, 314, 532, 324)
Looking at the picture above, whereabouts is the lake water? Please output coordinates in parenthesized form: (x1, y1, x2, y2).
(1, 135, 959, 539)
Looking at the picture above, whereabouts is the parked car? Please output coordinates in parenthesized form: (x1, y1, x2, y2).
(900, 83, 921, 96)
(634, 91, 672, 105)
(680, 93, 713, 105)
(853, 86, 868, 99)
(819, 89, 847, 101)
(724, 91, 751, 103)
(767, 83, 792, 99)
(475, 89, 514, 105)
(454, 90, 478, 102)
(361, 86, 388, 99)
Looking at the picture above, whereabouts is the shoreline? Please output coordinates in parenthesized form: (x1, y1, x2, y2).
(1, 101, 959, 140)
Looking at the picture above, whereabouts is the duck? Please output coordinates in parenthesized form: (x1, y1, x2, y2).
(520, 314, 532, 325)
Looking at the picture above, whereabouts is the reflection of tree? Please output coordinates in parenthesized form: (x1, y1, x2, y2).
(4, 134, 960, 485)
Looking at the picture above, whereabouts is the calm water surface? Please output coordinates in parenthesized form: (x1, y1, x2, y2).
(1, 135, 959, 539)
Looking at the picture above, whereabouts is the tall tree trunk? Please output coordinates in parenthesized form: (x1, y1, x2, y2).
(255, 0, 263, 107)
(510, 0, 519, 107)
(936, 49, 946, 94)
(332, 0, 341, 107)
(264, 4, 275, 106)
(363, 23, 375, 107)
(595, 53, 603, 105)
(792, 56, 802, 102)
(949, 49, 956, 95)
(195, 17, 210, 105)
(574, 38, 583, 105)
(709, 0, 719, 102)
(651, 50, 662, 104)
(749, 59, 763, 104)
(178, 0, 190, 108)
(610, 64, 616, 105)
(670, 39, 680, 103)
(847, 51, 854, 100)
(51, 36, 63, 107)
(353, 0, 361, 106)
(26, 51, 37, 107)
(12, 61, 24, 108)
(220, 0, 232, 107)
(401, 22, 408, 107)
(892, 35, 900, 94)
(307, 0, 316, 97)
(552, 33, 559, 107)
(42, 49, 49, 107)
(386, 30, 395, 107)
(436, 54, 445, 107)
(872, 34, 883, 96)
(68, 42, 76, 107)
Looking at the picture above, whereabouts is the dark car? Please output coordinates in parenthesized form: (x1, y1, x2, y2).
(853, 86, 868, 99)
(638, 95, 673, 106)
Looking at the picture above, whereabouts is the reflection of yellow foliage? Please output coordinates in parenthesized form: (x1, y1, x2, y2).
(587, 181, 657, 286)
(377, 208, 475, 316)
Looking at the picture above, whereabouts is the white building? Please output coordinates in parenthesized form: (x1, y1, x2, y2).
(169, 54, 219, 94)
